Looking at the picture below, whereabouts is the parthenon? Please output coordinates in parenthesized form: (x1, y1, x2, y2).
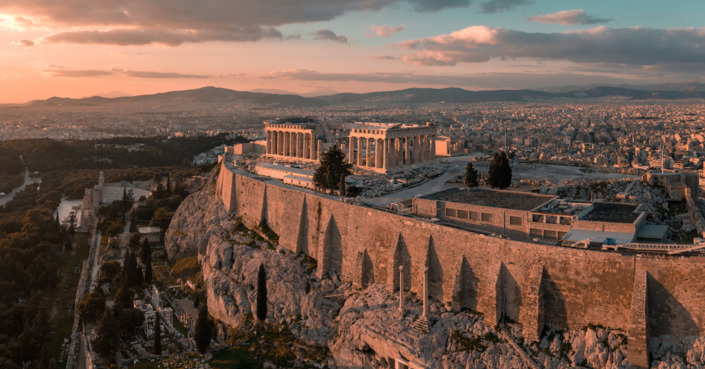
(263, 119, 437, 173)
(264, 120, 323, 161)
(347, 122, 436, 172)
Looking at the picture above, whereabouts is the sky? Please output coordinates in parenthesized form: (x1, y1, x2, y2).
(1, 0, 705, 103)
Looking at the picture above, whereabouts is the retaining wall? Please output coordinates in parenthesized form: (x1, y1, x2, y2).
(216, 163, 705, 365)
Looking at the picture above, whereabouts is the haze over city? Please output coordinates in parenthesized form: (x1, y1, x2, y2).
(2, 0, 705, 103)
(5, 1, 705, 369)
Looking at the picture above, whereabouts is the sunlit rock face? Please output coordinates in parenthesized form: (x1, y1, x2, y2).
(165, 189, 233, 262)
(168, 182, 696, 369)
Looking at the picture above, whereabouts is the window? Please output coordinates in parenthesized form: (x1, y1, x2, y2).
(481, 213, 493, 222)
(531, 214, 544, 222)
(557, 231, 567, 239)
(509, 216, 523, 226)
(544, 230, 558, 239)
(530, 228, 543, 237)
(469, 211, 479, 220)
(560, 217, 571, 225)
(457, 210, 469, 219)
(546, 215, 558, 224)
(445, 208, 457, 217)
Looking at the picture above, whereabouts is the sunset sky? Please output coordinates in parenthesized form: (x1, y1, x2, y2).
(1, 0, 705, 103)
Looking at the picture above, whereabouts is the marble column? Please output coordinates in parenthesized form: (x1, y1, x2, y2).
(358, 137, 365, 166)
(310, 134, 316, 160)
(383, 139, 389, 170)
(411, 136, 421, 164)
(431, 135, 436, 161)
(283, 132, 289, 156)
(348, 137, 355, 164)
(387, 139, 394, 169)
(290, 132, 295, 157)
(298, 133, 304, 158)
(376, 138, 383, 168)
(404, 137, 411, 165)
(304, 133, 310, 159)
(367, 138, 375, 167)
(278, 131, 284, 155)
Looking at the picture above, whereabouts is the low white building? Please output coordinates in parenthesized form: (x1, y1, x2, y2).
(255, 163, 316, 189)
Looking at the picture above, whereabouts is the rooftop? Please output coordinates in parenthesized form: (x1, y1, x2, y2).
(580, 202, 641, 223)
(421, 188, 554, 211)
(534, 199, 591, 216)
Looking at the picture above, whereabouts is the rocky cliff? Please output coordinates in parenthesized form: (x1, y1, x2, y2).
(165, 188, 233, 262)
(165, 181, 705, 369)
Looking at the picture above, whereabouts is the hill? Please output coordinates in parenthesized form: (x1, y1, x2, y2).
(24, 84, 705, 110)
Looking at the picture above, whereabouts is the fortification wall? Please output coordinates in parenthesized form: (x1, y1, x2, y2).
(216, 163, 705, 342)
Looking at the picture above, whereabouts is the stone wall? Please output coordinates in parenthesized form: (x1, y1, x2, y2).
(216, 163, 705, 350)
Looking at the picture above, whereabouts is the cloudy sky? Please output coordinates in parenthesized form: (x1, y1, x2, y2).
(1, 0, 704, 103)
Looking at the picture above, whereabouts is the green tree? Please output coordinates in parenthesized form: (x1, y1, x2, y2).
(195, 305, 213, 354)
(144, 243, 153, 285)
(150, 207, 174, 230)
(98, 260, 122, 284)
(154, 313, 162, 355)
(113, 287, 133, 311)
(256, 264, 267, 322)
(78, 291, 106, 322)
(141, 239, 151, 265)
(116, 308, 145, 338)
(313, 145, 352, 193)
(487, 152, 512, 189)
(93, 311, 120, 362)
(464, 162, 479, 187)
(123, 251, 143, 287)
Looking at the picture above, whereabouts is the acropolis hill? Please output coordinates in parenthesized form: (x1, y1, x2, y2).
(162, 120, 705, 369)
(155, 153, 703, 368)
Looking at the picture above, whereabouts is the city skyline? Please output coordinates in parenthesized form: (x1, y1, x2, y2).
(1, 0, 705, 103)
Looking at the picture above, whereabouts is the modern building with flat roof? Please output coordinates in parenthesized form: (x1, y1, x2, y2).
(412, 187, 662, 247)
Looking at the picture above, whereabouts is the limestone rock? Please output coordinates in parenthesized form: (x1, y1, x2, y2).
(165, 189, 234, 262)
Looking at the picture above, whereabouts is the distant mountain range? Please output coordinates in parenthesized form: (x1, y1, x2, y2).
(24, 84, 705, 109)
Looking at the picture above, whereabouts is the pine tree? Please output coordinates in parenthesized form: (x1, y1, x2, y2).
(195, 305, 213, 354)
(464, 162, 479, 187)
(154, 313, 162, 355)
(256, 264, 267, 322)
(313, 145, 352, 192)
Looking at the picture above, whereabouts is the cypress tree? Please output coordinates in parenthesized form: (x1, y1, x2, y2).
(142, 239, 153, 284)
(464, 162, 479, 187)
(195, 305, 213, 354)
(123, 251, 144, 287)
(154, 313, 162, 355)
(488, 152, 512, 189)
(256, 264, 267, 322)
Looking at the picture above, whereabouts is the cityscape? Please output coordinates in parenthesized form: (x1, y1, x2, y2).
(1, 1, 705, 369)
